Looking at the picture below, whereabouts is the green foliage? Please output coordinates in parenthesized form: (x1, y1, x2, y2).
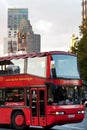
(79, 18, 87, 38)
(77, 38, 87, 81)
(70, 37, 79, 55)
(70, 18, 87, 81)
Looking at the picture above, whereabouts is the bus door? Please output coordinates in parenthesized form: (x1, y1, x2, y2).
(30, 87, 46, 126)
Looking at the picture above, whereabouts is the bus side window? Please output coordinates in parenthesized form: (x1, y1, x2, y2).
(0, 89, 5, 105)
(5, 88, 24, 102)
(26, 88, 30, 106)
(6, 65, 20, 75)
(48, 86, 54, 105)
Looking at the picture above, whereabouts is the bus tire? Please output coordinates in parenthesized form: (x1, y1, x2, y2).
(11, 111, 26, 130)
(43, 125, 53, 129)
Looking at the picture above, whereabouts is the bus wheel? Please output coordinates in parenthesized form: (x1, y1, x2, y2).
(11, 111, 26, 130)
(43, 125, 53, 129)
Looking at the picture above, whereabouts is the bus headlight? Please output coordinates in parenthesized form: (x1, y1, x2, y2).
(51, 111, 65, 115)
(77, 110, 84, 114)
(56, 112, 65, 115)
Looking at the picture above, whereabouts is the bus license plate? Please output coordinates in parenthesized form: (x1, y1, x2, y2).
(68, 114, 75, 118)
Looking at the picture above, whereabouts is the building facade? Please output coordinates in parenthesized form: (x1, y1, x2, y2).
(4, 8, 40, 55)
(18, 18, 40, 53)
(7, 8, 28, 54)
(8, 8, 28, 29)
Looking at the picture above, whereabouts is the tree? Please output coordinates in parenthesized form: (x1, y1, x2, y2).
(71, 18, 87, 81)
(77, 38, 87, 81)
(70, 36, 79, 54)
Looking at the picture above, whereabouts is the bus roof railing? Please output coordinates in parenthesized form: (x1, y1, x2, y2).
(0, 51, 76, 63)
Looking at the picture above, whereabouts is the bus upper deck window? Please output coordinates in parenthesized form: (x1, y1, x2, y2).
(6, 65, 20, 74)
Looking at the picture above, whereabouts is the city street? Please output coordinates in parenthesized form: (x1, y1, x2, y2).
(0, 108, 87, 130)
(0, 1, 87, 130)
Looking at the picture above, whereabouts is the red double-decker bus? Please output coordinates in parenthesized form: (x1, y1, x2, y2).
(0, 51, 84, 129)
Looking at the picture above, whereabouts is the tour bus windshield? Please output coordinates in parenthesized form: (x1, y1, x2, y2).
(51, 54, 80, 79)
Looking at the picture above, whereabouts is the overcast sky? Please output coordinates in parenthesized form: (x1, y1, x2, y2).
(0, 0, 82, 56)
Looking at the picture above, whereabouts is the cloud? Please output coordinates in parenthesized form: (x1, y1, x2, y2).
(34, 20, 52, 33)
(41, 33, 71, 52)
(1, 0, 9, 8)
